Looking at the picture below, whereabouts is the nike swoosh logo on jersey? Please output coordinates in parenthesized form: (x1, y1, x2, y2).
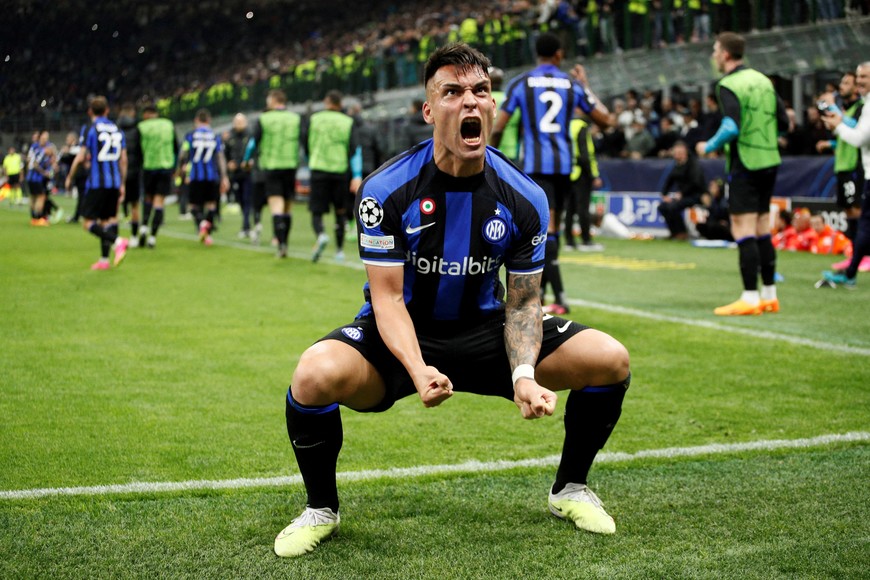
(405, 222, 436, 234)
(557, 322, 571, 334)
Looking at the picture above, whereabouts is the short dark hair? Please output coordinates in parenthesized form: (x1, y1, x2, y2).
(142, 103, 158, 114)
(195, 108, 211, 123)
(325, 90, 343, 107)
(717, 31, 745, 60)
(423, 42, 491, 88)
(90, 96, 109, 116)
(535, 32, 562, 58)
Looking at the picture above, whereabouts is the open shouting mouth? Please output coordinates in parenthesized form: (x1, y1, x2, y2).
(461, 117, 482, 146)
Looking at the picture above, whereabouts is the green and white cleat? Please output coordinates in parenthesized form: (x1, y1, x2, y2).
(274, 506, 340, 557)
(548, 483, 616, 534)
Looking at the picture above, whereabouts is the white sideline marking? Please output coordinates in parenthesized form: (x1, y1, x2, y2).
(565, 297, 870, 356)
(1, 431, 866, 501)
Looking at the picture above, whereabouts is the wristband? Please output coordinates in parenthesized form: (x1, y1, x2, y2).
(511, 364, 535, 386)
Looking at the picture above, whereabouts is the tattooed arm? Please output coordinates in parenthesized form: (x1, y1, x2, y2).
(505, 271, 557, 419)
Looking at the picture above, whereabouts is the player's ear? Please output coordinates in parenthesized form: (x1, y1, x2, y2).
(422, 101, 434, 126)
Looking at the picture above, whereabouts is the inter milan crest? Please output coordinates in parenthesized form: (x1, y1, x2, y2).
(482, 216, 507, 243)
(420, 198, 436, 215)
(341, 327, 364, 342)
(359, 197, 384, 228)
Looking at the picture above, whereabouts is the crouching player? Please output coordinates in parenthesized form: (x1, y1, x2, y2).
(275, 43, 631, 557)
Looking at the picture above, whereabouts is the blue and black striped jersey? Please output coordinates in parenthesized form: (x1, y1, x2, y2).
(82, 116, 126, 190)
(183, 126, 223, 182)
(502, 63, 597, 176)
(26, 143, 50, 183)
(355, 139, 548, 325)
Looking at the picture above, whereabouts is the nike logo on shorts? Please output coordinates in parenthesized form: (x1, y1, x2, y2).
(405, 222, 436, 235)
(557, 322, 571, 334)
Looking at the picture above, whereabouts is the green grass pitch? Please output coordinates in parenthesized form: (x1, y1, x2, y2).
(1, 197, 868, 578)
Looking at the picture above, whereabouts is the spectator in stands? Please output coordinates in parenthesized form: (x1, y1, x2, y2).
(654, 116, 682, 157)
(622, 115, 655, 159)
(659, 140, 707, 240)
(790, 208, 817, 251)
(809, 213, 851, 255)
(772, 208, 798, 250)
(695, 178, 733, 241)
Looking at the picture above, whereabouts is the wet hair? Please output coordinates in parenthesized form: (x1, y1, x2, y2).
(423, 42, 491, 88)
(717, 31, 745, 60)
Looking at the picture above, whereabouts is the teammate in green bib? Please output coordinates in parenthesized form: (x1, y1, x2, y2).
(697, 32, 789, 317)
(302, 90, 360, 263)
(243, 89, 301, 258)
(137, 104, 179, 248)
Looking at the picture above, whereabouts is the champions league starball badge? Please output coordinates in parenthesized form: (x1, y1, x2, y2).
(358, 197, 384, 228)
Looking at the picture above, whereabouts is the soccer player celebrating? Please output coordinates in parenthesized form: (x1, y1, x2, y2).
(274, 43, 631, 558)
(491, 32, 613, 315)
(178, 109, 230, 246)
(65, 96, 128, 270)
(696, 32, 790, 315)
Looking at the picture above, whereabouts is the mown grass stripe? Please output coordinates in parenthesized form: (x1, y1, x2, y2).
(2, 431, 866, 501)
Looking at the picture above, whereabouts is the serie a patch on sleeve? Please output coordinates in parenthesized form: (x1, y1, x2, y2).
(360, 233, 395, 249)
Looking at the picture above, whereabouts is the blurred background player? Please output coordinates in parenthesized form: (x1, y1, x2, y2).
(65, 96, 128, 270)
(1, 146, 23, 206)
(138, 104, 179, 249)
(243, 89, 301, 258)
(821, 61, 870, 288)
(488, 66, 521, 164)
(117, 103, 143, 247)
(697, 32, 790, 315)
(302, 90, 361, 262)
(816, 71, 870, 273)
(491, 32, 613, 315)
(179, 109, 230, 246)
(225, 113, 253, 240)
(25, 131, 53, 226)
(566, 109, 604, 251)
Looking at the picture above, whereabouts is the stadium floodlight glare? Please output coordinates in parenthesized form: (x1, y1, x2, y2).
(246, 11, 254, 19)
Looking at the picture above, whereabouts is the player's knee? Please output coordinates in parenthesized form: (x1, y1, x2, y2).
(600, 336, 630, 384)
(291, 346, 343, 404)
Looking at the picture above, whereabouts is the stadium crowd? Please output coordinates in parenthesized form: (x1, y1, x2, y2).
(4, 0, 867, 130)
